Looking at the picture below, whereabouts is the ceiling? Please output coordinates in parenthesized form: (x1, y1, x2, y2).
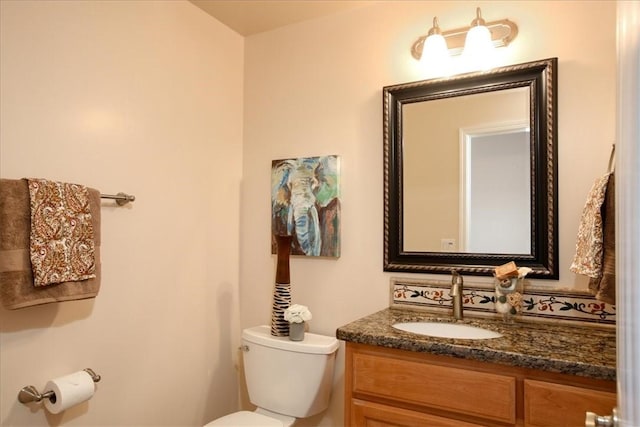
(189, 0, 372, 36)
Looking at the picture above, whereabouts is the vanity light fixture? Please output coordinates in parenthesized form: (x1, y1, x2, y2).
(411, 7, 518, 61)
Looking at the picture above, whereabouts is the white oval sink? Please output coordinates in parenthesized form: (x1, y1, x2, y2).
(392, 322, 502, 340)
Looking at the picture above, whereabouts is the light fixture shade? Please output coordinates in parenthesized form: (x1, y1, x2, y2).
(465, 24, 492, 51)
(420, 33, 451, 77)
(419, 17, 451, 77)
(462, 9, 496, 70)
(421, 33, 449, 64)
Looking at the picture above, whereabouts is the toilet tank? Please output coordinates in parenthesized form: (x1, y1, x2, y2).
(241, 325, 339, 418)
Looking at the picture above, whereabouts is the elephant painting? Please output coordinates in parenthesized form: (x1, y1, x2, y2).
(271, 155, 341, 257)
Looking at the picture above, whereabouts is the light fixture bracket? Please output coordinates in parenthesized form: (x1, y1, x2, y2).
(411, 18, 518, 60)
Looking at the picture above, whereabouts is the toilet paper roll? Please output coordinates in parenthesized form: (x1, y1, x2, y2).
(43, 370, 95, 414)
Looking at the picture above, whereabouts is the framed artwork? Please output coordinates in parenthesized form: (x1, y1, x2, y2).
(271, 155, 341, 257)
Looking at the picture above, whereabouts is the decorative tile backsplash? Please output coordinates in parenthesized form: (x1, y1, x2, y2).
(390, 277, 615, 327)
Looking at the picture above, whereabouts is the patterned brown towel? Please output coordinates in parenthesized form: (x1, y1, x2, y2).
(0, 179, 101, 309)
(570, 173, 611, 278)
(588, 174, 615, 304)
(27, 178, 96, 286)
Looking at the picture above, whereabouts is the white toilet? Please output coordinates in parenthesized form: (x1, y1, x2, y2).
(205, 325, 339, 427)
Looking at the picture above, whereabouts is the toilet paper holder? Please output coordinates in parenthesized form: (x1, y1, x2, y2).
(17, 368, 101, 404)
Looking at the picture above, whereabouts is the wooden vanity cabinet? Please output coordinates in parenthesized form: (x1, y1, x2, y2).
(345, 342, 616, 427)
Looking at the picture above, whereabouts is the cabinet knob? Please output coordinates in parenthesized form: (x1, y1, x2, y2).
(585, 408, 618, 427)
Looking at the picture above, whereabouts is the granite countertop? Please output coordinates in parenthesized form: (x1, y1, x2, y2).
(336, 308, 616, 381)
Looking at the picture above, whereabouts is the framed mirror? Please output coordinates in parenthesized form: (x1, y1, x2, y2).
(383, 58, 558, 278)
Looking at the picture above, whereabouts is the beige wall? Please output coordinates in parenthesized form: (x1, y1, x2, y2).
(0, 1, 243, 426)
(242, 1, 615, 426)
(0, 0, 617, 426)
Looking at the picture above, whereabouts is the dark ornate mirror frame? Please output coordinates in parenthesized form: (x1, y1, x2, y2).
(383, 58, 558, 279)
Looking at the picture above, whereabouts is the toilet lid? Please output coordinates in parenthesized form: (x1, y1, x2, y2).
(205, 411, 284, 427)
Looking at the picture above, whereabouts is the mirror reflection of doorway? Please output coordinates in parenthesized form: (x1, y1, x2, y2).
(460, 123, 531, 254)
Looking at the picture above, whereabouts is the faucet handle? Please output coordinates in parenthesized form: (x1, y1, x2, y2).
(451, 270, 463, 285)
(450, 285, 459, 297)
(450, 271, 462, 296)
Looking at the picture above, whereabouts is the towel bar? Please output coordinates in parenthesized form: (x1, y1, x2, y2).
(100, 192, 135, 206)
(18, 368, 101, 404)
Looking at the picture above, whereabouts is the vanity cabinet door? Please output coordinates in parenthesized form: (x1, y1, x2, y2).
(351, 399, 484, 427)
(347, 344, 517, 425)
(351, 350, 517, 424)
(524, 380, 617, 427)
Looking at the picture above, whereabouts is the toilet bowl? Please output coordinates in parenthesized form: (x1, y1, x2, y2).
(205, 410, 292, 426)
(205, 325, 339, 427)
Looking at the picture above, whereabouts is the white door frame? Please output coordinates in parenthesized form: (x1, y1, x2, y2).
(458, 121, 529, 251)
(616, 1, 639, 425)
